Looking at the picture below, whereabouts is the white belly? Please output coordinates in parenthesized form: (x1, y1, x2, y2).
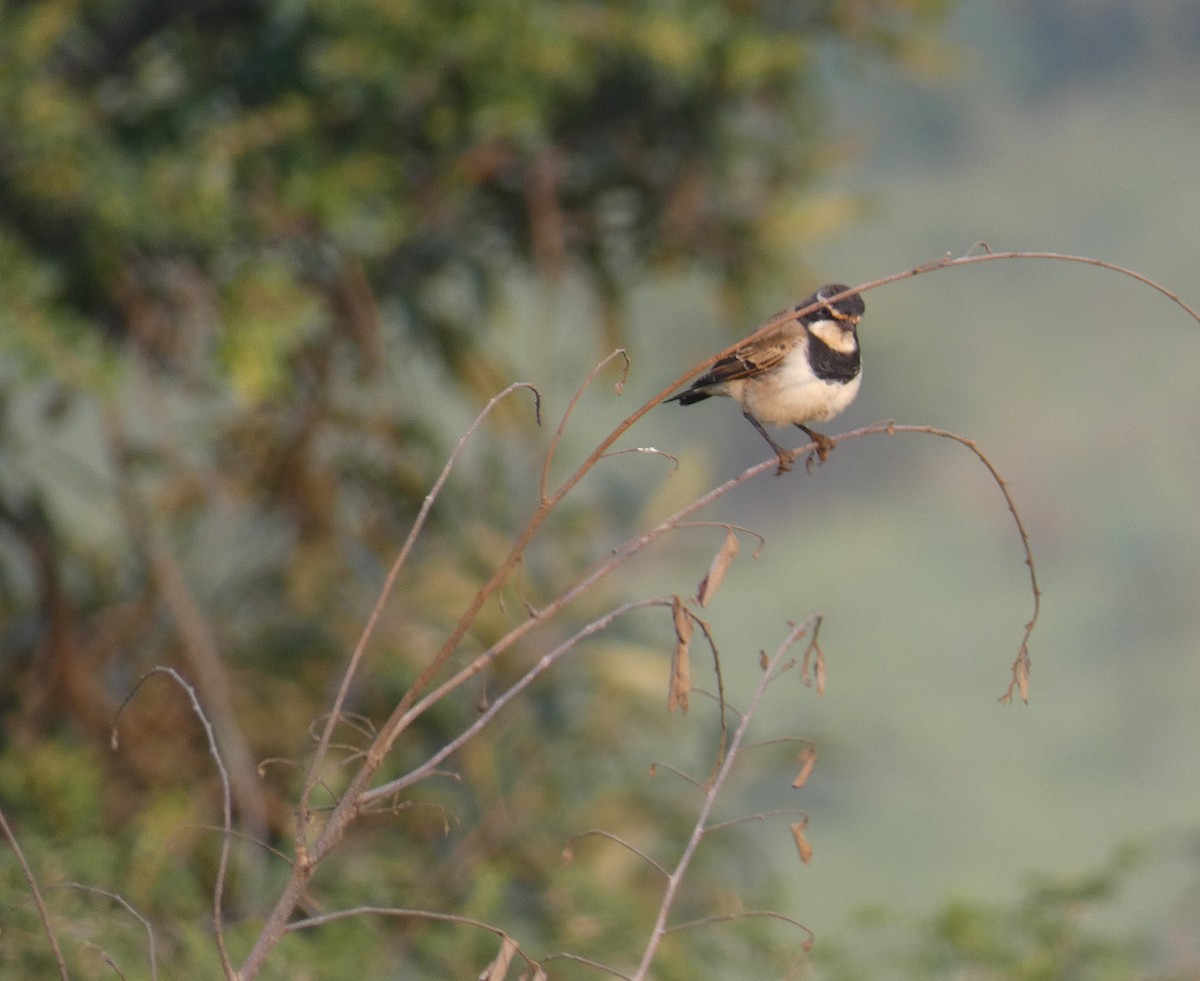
(738, 369, 860, 426)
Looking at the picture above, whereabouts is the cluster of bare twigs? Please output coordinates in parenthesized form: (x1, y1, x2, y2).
(6, 249, 1198, 979)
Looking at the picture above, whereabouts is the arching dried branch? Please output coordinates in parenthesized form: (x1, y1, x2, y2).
(57, 883, 159, 981)
(112, 667, 235, 980)
(283, 907, 543, 978)
(0, 807, 69, 981)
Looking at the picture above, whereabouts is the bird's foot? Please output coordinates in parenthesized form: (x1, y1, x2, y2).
(797, 426, 836, 468)
(773, 448, 796, 475)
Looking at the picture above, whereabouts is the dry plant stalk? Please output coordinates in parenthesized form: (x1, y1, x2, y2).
(0, 806, 69, 981)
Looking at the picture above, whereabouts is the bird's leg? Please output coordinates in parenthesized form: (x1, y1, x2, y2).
(796, 424, 836, 464)
(743, 411, 795, 474)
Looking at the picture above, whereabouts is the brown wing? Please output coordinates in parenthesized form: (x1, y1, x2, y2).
(666, 320, 799, 404)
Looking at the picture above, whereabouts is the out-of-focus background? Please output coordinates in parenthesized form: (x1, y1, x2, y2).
(2, 0, 1198, 976)
(648, 0, 1200, 952)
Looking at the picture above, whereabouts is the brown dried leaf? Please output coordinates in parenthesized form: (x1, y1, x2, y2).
(478, 935, 518, 980)
(697, 528, 739, 607)
(790, 819, 814, 865)
(668, 597, 693, 713)
(792, 747, 817, 788)
(801, 636, 827, 695)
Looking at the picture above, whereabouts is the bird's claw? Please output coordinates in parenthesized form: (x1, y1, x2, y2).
(796, 426, 836, 470)
(811, 432, 835, 462)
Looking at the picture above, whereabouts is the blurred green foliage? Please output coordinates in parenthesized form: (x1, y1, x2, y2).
(0, 0, 950, 976)
(812, 841, 1200, 980)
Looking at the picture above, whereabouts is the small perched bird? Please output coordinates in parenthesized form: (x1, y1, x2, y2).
(664, 283, 865, 474)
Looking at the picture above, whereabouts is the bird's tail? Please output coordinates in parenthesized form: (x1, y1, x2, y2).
(663, 389, 710, 406)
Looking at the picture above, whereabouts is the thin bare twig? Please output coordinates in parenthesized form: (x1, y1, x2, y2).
(632, 617, 820, 980)
(540, 951, 632, 979)
(101, 404, 268, 866)
(597, 446, 680, 472)
(80, 941, 127, 980)
(663, 909, 814, 948)
(540, 348, 630, 501)
(676, 522, 766, 558)
(704, 809, 810, 835)
(703, 420, 1041, 698)
(112, 667, 235, 981)
(0, 805, 69, 981)
(56, 884, 158, 981)
(648, 760, 707, 791)
(297, 382, 541, 835)
(283, 907, 542, 976)
(684, 613, 729, 766)
(360, 597, 673, 805)
(884, 424, 1039, 702)
(564, 830, 670, 879)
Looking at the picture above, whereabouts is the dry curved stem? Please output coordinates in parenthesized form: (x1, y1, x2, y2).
(296, 381, 541, 842)
(596, 445, 680, 472)
(540, 951, 632, 979)
(663, 909, 814, 950)
(632, 617, 820, 980)
(360, 597, 673, 806)
(112, 667, 235, 981)
(56, 883, 159, 981)
(823, 249, 1200, 336)
(188, 825, 297, 869)
(539, 347, 630, 501)
(678, 611, 729, 767)
(0, 805, 69, 981)
(754, 421, 1038, 699)
(283, 907, 543, 977)
(79, 940, 127, 980)
(647, 760, 706, 791)
(677, 521, 766, 559)
(704, 808, 810, 835)
(884, 424, 1039, 702)
(564, 830, 669, 879)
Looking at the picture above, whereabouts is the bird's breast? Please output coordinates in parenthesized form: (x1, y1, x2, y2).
(741, 350, 861, 426)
